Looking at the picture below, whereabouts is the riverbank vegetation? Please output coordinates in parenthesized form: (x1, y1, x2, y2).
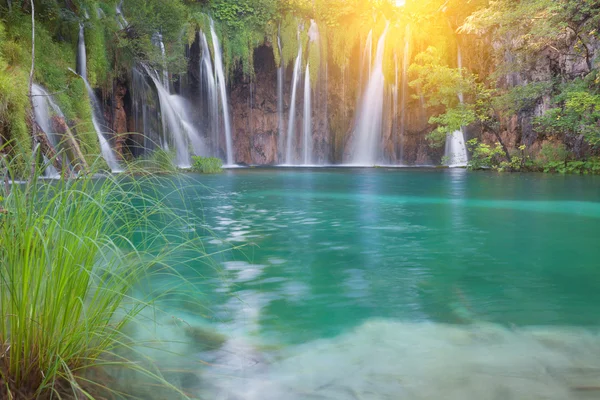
(0, 153, 206, 398)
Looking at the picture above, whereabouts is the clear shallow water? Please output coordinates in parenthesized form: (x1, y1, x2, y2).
(127, 168, 600, 399)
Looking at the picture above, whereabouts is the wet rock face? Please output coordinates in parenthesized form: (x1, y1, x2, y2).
(231, 46, 280, 165)
(230, 45, 332, 165)
(113, 82, 128, 159)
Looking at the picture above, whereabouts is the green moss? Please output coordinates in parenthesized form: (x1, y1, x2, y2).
(0, 22, 31, 177)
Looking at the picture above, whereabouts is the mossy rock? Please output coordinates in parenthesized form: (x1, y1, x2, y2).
(184, 325, 227, 351)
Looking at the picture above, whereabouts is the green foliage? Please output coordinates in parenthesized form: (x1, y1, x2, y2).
(534, 77, 600, 147)
(541, 159, 600, 175)
(495, 82, 552, 115)
(0, 22, 31, 177)
(0, 156, 204, 398)
(209, 0, 278, 77)
(410, 47, 487, 145)
(192, 156, 223, 173)
(538, 142, 569, 164)
(466, 138, 505, 170)
(126, 148, 177, 174)
(1, 10, 102, 168)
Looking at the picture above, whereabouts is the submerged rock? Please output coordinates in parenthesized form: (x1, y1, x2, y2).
(184, 325, 227, 351)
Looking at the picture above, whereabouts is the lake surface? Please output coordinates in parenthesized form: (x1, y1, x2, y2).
(127, 168, 600, 399)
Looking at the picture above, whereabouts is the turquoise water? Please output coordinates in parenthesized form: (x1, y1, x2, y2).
(131, 168, 600, 399)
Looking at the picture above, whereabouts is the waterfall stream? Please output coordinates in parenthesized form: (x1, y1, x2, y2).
(210, 20, 234, 166)
(350, 24, 390, 166)
(198, 32, 219, 158)
(76, 24, 121, 172)
(32, 84, 63, 178)
(303, 63, 312, 165)
(444, 46, 468, 167)
(285, 41, 303, 165)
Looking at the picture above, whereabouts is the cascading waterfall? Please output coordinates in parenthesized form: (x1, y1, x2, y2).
(76, 24, 121, 172)
(116, 0, 128, 29)
(77, 24, 87, 82)
(142, 65, 204, 168)
(357, 30, 373, 105)
(392, 52, 399, 162)
(198, 32, 220, 157)
(350, 24, 389, 166)
(210, 20, 234, 166)
(444, 46, 469, 167)
(399, 25, 410, 164)
(285, 39, 303, 165)
(32, 84, 63, 178)
(152, 33, 169, 89)
(303, 63, 312, 165)
(277, 27, 285, 162)
(82, 80, 122, 172)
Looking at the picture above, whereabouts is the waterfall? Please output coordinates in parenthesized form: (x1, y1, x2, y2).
(399, 25, 410, 164)
(445, 46, 468, 167)
(393, 52, 399, 163)
(303, 63, 312, 165)
(82, 80, 122, 172)
(277, 28, 285, 163)
(357, 30, 373, 103)
(76, 24, 87, 81)
(210, 20, 234, 166)
(350, 24, 389, 166)
(116, 0, 128, 29)
(32, 84, 62, 178)
(198, 32, 219, 157)
(143, 65, 204, 168)
(152, 33, 169, 89)
(285, 41, 302, 165)
(76, 25, 121, 172)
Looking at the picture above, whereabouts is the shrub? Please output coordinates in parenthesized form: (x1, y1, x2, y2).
(466, 138, 505, 170)
(192, 156, 223, 173)
(537, 142, 569, 164)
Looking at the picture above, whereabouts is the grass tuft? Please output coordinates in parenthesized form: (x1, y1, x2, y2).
(192, 156, 223, 174)
(0, 150, 208, 399)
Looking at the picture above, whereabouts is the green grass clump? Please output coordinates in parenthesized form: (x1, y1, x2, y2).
(192, 156, 223, 174)
(0, 152, 204, 399)
(125, 148, 178, 174)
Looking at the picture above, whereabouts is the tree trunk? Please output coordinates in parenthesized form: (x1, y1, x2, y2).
(492, 130, 512, 163)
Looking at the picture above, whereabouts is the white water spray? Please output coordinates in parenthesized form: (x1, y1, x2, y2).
(445, 46, 468, 167)
(303, 63, 312, 165)
(285, 41, 303, 165)
(350, 24, 390, 166)
(116, 0, 128, 29)
(76, 25, 121, 172)
(210, 20, 234, 166)
(143, 66, 205, 168)
(32, 84, 63, 178)
(77, 24, 87, 81)
(82, 80, 122, 172)
(198, 32, 220, 156)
